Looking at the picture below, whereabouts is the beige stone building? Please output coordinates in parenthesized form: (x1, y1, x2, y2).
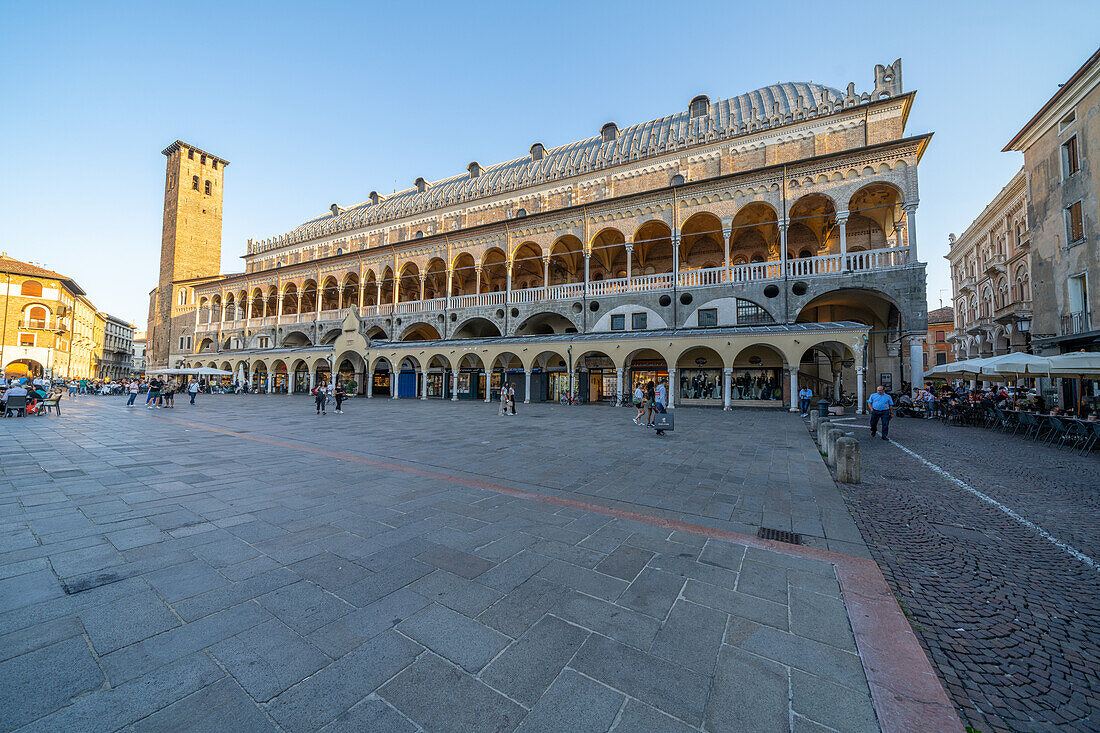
(0, 254, 104, 380)
(99, 314, 135, 380)
(946, 169, 1032, 359)
(153, 59, 931, 410)
(1004, 47, 1100, 355)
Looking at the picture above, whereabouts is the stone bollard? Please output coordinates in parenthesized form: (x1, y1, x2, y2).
(836, 437, 860, 483)
(817, 420, 833, 447)
(826, 428, 845, 466)
(809, 412, 820, 432)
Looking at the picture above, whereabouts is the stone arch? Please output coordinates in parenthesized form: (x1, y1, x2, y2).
(280, 282, 298, 315)
(680, 212, 724, 270)
(424, 257, 447, 300)
(848, 183, 903, 250)
(300, 280, 318, 313)
(319, 328, 342, 345)
(788, 193, 839, 257)
(623, 347, 672, 394)
(270, 359, 289, 393)
(251, 288, 266, 317)
(365, 325, 389, 341)
(730, 343, 788, 403)
(796, 339, 857, 401)
(512, 311, 579, 336)
(290, 359, 311, 393)
(362, 269, 379, 306)
(398, 262, 420, 303)
(340, 272, 359, 309)
(451, 253, 477, 297)
(548, 235, 584, 285)
(590, 228, 626, 280)
(729, 201, 780, 264)
(481, 248, 507, 293)
(399, 322, 442, 341)
(674, 345, 726, 404)
(511, 242, 544, 291)
(379, 267, 395, 305)
(282, 330, 312, 347)
(631, 220, 673, 275)
(452, 317, 502, 339)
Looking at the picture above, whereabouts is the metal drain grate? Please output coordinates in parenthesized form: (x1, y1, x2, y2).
(757, 527, 802, 545)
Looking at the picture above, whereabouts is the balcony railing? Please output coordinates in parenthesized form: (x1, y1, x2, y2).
(193, 247, 913, 332)
(1061, 311, 1090, 336)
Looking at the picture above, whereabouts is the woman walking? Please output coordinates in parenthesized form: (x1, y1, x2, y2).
(314, 380, 328, 415)
(507, 383, 517, 415)
(334, 381, 346, 414)
(632, 382, 645, 425)
(644, 381, 657, 428)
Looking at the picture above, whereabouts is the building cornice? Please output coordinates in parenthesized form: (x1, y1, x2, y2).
(1003, 47, 1100, 152)
(161, 140, 230, 167)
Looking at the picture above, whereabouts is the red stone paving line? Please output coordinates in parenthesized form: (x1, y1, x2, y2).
(77, 400, 963, 732)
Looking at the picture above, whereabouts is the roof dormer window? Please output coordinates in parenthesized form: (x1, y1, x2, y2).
(415, 177, 427, 194)
(689, 94, 710, 118)
(530, 143, 545, 161)
(601, 122, 618, 143)
(369, 191, 381, 205)
(468, 162, 481, 178)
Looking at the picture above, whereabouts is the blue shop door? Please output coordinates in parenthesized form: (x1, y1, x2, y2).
(397, 370, 417, 398)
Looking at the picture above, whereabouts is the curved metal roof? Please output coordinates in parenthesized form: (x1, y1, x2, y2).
(261, 82, 843, 249)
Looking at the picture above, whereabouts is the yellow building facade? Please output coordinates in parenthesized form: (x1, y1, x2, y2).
(0, 254, 104, 380)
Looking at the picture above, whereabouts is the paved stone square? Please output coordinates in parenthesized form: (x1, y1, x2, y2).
(0, 395, 946, 732)
(831, 415, 1099, 733)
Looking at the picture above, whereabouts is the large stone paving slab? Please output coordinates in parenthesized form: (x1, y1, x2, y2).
(0, 395, 908, 731)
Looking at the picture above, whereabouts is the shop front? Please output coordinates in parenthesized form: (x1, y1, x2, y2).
(371, 370, 390, 396)
(677, 368, 723, 405)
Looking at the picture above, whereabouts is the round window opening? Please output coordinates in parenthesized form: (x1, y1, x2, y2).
(571, 302, 583, 314)
(495, 309, 505, 319)
(763, 284, 780, 298)
(659, 295, 672, 307)
(679, 292, 693, 305)
(589, 301, 599, 312)
(510, 308, 519, 317)
(792, 281, 808, 296)
(449, 313, 457, 322)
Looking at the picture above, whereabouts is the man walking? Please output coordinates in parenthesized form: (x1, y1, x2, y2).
(867, 385, 894, 441)
(188, 379, 199, 405)
(798, 385, 813, 417)
(126, 379, 140, 407)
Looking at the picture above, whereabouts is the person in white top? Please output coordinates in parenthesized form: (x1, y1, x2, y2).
(632, 383, 646, 425)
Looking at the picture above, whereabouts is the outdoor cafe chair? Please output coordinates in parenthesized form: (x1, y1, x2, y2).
(1059, 419, 1090, 450)
(1044, 417, 1070, 447)
(1080, 422, 1100, 456)
(3, 395, 27, 417)
(37, 394, 62, 416)
(1018, 412, 1041, 439)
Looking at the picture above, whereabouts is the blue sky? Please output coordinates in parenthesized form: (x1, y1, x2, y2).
(1, 1, 1096, 325)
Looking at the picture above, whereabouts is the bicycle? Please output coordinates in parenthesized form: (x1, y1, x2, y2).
(558, 392, 581, 406)
(607, 392, 624, 407)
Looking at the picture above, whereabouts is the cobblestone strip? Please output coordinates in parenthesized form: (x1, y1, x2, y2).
(838, 419, 1100, 732)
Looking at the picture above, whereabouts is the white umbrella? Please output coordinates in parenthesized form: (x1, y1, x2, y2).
(194, 367, 233, 376)
(1042, 351, 1100, 378)
(924, 357, 988, 379)
(977, 352, 1051, 379)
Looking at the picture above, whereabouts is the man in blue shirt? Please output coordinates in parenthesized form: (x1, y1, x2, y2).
(798, 386, 813, 417)
(867, 385, 894, 440)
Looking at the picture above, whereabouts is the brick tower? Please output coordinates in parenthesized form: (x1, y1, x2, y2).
(148, 141, 228, 368)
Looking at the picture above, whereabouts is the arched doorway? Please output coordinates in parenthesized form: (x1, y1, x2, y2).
(4, 358, 44, 380)
(271, 360, 288, 393)
(675, 346, 725, 405)
(371, 357, 392, 397)
(251, 362, 269, 392)
(292, 360, 310, 394)
(731, 344, 786, 403)
(624, 348, 669, 398)
(574, 349, 617, 403)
